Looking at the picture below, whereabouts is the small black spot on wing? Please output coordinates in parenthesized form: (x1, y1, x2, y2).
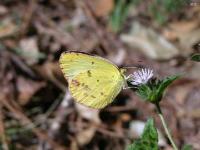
(71, 79, 80, 86)
(84, 93, 88, 97)
(84, 85, 91, 90)
(87, 70, 92, 77)
(91, 95, 96, 98)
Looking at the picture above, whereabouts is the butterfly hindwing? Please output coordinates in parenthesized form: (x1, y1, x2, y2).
(69, 69, 124, 108)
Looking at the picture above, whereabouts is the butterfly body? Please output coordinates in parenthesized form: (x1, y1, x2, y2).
(59, 52, 126, 109)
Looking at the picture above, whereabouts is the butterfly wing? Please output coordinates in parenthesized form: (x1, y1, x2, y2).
(59, 52, 125, 109)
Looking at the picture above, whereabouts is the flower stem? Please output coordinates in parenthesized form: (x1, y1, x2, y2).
(155, 103, 179, 150)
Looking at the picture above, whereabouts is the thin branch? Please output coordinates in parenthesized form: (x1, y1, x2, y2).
(0, 97, 66, 150)
(49, 90, 73, 138)
(75, 0, 126, 65)
(0, 104, 9, 150)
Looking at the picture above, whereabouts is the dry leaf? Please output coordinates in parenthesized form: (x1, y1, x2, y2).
(75, 104, 100, 146)
(178, 29, 200, 56)
(17, 76, 46, 105)
(0, 18, 18, 38)
(33, 62, 66, 91)
(169, 20, 199, 33)
(163, 20, 200, 56)
(93, 0, 114, 17)
(121, 22, 179, 60)
(0, 5, 8, 15)
(19, 37, 41, 65)
(76, 125, 96, 146)
(76, 103, 101, 124)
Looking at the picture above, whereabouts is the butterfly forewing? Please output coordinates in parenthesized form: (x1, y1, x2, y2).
(59, 52, 125, 108)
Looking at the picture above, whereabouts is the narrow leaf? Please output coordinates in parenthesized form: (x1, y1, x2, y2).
(191, 53, 200, 62)
(157, 75, 180, 100)
(182, 144, 193, 150)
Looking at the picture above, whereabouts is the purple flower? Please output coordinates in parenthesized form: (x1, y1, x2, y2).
(129, 68, 153, 86)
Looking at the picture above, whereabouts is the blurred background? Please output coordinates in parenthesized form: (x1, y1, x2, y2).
(0, 0, 199, 149)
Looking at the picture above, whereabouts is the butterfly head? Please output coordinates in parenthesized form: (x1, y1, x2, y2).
(119, 68, 127, 75)
(119, 68, 127, 81)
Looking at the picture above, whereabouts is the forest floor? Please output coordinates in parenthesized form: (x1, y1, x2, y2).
(0, 0, 199, 150)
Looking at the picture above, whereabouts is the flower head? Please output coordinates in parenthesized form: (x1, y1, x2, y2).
(129, 68, 153, 86)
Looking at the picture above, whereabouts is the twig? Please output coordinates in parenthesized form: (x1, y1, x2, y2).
(78, 0, 111, 51)
(19, 0, 37, 36)
(104, 105, 136, 112)
(49, 90, 73, 138)
(43, 64, 66, 92)
(0, 97, 66, 150)
(0, 104, 9, 150)
(96, 127, 124, 138)
(75, 0, 126, 65)
(24, 96, 61, 129)
(34, 13, 77, 49)
(10, 52, 37, 79)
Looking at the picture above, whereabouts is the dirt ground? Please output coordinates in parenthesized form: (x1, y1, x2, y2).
(0, 0, 199, 150)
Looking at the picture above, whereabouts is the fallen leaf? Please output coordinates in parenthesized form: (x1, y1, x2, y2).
(178, 29, 200, 56)
(121, 22, 179, 60)
(163, 20, 200, 56)
(0, 18, 18, 38)
(16, 76, 46, 105)
(0, 5, 8, 15)
(76, 103, 101, 124)
(19, 37, 43, 65)
(75, 104, 100, 146)
(76, 125, 96, 146)
(33, 62, 66, 91)
(188, 63, 200, 79)
(93, 0, 114, 17)
(169, 20, 199, 33)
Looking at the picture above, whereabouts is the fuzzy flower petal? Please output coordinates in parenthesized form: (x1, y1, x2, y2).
(129, 68, 153, 86)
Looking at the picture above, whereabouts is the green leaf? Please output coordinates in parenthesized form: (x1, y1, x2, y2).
(136, 84, 152, 101)
(156, 75, 180, 101)
(182, 144, 193, 150)
(136, 75, 180, 103)
(110, 0, 133, 32)
(126, 118, 158, 150)
(191, 53, 200, 62)
(147, 0, 187, 25)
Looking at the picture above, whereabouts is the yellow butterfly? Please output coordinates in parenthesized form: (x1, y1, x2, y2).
(59, 51, 126, 109)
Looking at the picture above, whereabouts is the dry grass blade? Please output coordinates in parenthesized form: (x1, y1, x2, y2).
(49, 90, 73, 138)
(0, 97, 66, 150)
(0, 104, 9, 150)
(19, 0, 37, 36)
(75, 0, 127, 65)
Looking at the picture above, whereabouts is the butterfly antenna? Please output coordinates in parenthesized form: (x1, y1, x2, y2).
(122, 65, 144, 69)
(122, 66, 137, 69)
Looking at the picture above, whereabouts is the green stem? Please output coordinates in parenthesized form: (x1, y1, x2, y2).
(155, 103, 179, 150)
